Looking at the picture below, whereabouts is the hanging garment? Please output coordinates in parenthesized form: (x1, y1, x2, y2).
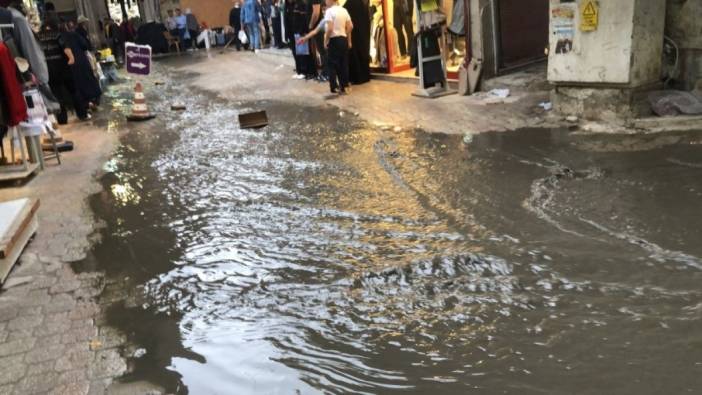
(0, 7, 19, 58)
(0, 42, 27, 126)
(370, 6, 383, 65)
(448, 0, 465, 35)
(0, 7, 12, 38)
(393, 0, 413, 56)
(136, 22, 169, 54)
(5, 6, 48, 85)
(344, 0, 371, 84)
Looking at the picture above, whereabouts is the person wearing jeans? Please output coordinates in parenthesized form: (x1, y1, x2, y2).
(240, 0, 262, 50)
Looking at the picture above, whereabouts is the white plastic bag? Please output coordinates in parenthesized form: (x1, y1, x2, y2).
(238, 30, 248, 45)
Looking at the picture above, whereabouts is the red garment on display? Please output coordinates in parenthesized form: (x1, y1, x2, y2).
(0, 42, 27, 126)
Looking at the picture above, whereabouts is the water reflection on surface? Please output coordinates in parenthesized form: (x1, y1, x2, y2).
(88, 79, 702, 394)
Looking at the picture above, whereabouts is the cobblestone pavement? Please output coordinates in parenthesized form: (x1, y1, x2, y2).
(0, 119, 128, 394)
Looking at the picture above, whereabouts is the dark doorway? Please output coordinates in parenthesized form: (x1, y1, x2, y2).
(497, 0, 549, 71)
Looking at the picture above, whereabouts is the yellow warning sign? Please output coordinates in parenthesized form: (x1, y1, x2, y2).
(580, 0, 599, 32)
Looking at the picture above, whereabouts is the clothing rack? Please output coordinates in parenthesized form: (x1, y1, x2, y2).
(0, 22, 41, 181)
(0, 22, 12, 165)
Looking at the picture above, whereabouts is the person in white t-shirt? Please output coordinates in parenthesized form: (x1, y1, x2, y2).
(298, 0, 353, 94)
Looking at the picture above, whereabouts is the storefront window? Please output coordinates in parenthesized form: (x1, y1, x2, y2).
(367, 0, 463, 78)
(446, 0, 466, 76)
(386, 0, 414, 68)
(369, 0, 386, 70)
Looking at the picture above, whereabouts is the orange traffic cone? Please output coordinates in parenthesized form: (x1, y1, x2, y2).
(127, 82, 156, 122)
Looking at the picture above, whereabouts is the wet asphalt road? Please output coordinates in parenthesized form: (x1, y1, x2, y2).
(82, 70, 702, 394)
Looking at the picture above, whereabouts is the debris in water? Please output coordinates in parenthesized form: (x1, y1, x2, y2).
(239, 111, 269, 129)
(539, 102, 553, 111)
(89, 339, 103, 350)
(488, 88, 510, 98)
(133, 348, 147, 358)
(171, 104, 187, 111)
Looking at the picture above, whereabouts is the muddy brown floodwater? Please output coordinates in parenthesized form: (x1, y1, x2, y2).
(79, 72, 702, 394)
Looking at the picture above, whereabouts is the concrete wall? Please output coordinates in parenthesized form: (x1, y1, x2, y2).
(666, 0, 702, 48)
(629, 0, 666, 86)
(466, 0, 496, 79)
(548, 0, 635, 84)
(179, 0, 233, 28)
(548, 0, 664, 87)
(666, 0, 702, 90)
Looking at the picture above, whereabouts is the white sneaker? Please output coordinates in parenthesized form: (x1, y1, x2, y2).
(294, 74, 305, 80)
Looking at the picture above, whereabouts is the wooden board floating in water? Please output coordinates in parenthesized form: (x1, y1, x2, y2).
(239, 111, 269, 129)
(0, 198, 40, 285)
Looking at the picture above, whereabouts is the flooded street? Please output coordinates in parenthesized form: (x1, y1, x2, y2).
(84, 70, 702, 394)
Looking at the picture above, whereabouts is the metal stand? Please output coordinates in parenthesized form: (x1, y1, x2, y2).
(0, 126, 39, 182)
(412, 3, 456, 98)
(42, 123, 61, 165)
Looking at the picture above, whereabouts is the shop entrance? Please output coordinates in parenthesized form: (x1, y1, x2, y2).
(496, 0, 549, 72)
(369, 0, 414, 74)
(369, 0, 464, 79)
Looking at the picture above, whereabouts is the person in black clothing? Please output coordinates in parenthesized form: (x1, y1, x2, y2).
(64, 22, 101, 118)
(307, 0, 322, 79)
(260, 0, 271, 46)
(38, 17, 89, 122)
(344, 0, 370, 84)
(104, 17, 123, 63)
(284, 0, 297, 68)
(271, 0, 284, 48)
(289, 0, 321, 78)
(229, 0, 243, 50)
(76, 16, 93, 51)
(290, 0, 309, 77)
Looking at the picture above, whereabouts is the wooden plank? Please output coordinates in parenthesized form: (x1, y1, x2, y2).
(0, 200, 38, 284)
(239, 111, 269, 129)
(0, 198, 40, 259)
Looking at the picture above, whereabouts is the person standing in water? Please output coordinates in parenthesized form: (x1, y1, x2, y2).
(240, 0, 262, 50)
(298, 0, 352, 94)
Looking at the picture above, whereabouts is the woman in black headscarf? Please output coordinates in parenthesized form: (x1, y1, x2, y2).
(344, 0, 370, 84)
(63, 22, 102, 115)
